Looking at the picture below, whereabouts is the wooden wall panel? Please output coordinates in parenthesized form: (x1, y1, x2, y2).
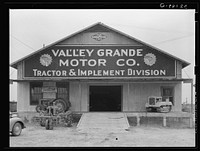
(176, 61, 182, 79)
(69, 82, 81, 111)
(174, 83, 182, 111)
(17, 82, 30, 112)
(80, 82, 88, 111)
(17, 62, 23, 80)
(59, 32, 141, 45)
(122, 83, 128, 111)
(127, 82, 182, 112)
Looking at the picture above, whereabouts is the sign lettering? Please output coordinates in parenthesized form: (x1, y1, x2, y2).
(24, 46, 176, 78)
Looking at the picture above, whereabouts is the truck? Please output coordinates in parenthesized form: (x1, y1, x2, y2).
(145, 96, 172, 113)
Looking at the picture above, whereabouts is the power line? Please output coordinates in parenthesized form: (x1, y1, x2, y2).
(109, 22, 194, 45)
(109, 22, 193, 35)
(153, 34, 193, 45)
(10, 35, 35, 51)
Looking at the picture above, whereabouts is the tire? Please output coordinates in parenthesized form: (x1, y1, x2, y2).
(146, 107, 152, 112)
(45, 119, 49, 130)
(157, 106, 172, 113)
(40, 119, 45, 127)
(156, 107, 162, 112)
(53, 98, 67, 113)
(45, 119, 53, 130)
(49, 119, 53, 130)
(12, 122, 22, 136)
(65, 100, 71, 111)
(36, 105, 44, 113)
(166, 105, 172, 112)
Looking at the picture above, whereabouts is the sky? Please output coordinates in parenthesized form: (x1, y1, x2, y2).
(9, 9, 195, 103)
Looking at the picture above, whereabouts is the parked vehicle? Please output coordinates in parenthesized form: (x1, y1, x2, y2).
(145, 96, 172, 113)
(10, 112, 26, 136)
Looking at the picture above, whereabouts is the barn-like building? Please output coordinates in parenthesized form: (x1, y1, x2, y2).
(10, 22, 193, 126)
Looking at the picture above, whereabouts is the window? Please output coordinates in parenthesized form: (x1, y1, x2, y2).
(30, 82, 43, 105)
(161, 87, 174, 105)
(30, 82, 69, 105)
(56, 82, 69, 102)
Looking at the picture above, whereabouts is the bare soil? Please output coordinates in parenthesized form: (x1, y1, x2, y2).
(10, 123, 195, 147)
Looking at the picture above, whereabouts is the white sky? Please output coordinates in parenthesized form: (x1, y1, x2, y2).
(9, 9, 195, 104)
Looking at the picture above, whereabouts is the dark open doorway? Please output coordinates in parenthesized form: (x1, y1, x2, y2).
(89, 86, 122, 112)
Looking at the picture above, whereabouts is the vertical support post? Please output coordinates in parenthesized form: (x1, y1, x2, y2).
(190, 79, 194, 128)
(137, 116, 140, 126)
(189, 117, 193, 128)
(163, 116, 166, 127)
(191, 79, 193, 114)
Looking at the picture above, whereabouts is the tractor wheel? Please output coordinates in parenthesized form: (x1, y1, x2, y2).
(53, 98, 67, 113)
(40, 119, 45, 127)
(157, 105, 172, 113)
(45, 119, 49, 130)
(65, 115, 72, 127)
(166, 105, 172, 112)
(156, 107, 162, 112)
(36, 105, 44, 113)
(65, 100, 71, 111)
(146, 107, 152, 112)
(48, 119, 53, 130)
(45, 119, 53, 130)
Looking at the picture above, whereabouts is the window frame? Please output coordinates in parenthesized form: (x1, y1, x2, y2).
(160, 86, 175, 105)
(56, 82, 69, 101)
(30, 82, 43, 105)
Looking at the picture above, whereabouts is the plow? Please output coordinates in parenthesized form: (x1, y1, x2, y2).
(36, 98, 73, 130)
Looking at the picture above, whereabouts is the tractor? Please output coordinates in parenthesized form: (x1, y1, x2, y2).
(35, 98, 72, 130)
(145, 96, 172, 113)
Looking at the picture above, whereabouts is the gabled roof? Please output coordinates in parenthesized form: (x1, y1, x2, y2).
(10, 22, 190, 69)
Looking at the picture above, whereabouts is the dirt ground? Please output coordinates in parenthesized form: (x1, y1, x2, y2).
(10, 123, 195, 147)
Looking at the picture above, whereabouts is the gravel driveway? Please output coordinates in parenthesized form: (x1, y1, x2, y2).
(9, 123, 195, 147)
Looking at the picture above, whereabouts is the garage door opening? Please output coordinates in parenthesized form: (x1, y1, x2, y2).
(89, 86, 122, 112)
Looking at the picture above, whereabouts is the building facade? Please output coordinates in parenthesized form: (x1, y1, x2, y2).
(11, 22, 190, 117)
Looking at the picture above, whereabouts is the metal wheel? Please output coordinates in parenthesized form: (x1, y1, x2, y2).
(156, 107, 162, 112)
(45, 119, 53, 130)
(146, 107, 152, 112)
(12, 122, 22, 136)
(48, 119, 53, 130)
(166, 105, 172, 112)
(45, 119, 49, 130)
(157, 105, 172, 113)
(53, 98, 67, 113)
(65, 100, 71, 111)
(40, 119, 45, 127)
(35, 105, 44, 113)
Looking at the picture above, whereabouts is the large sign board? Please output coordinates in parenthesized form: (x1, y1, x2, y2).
(24, 46, 176, 78)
